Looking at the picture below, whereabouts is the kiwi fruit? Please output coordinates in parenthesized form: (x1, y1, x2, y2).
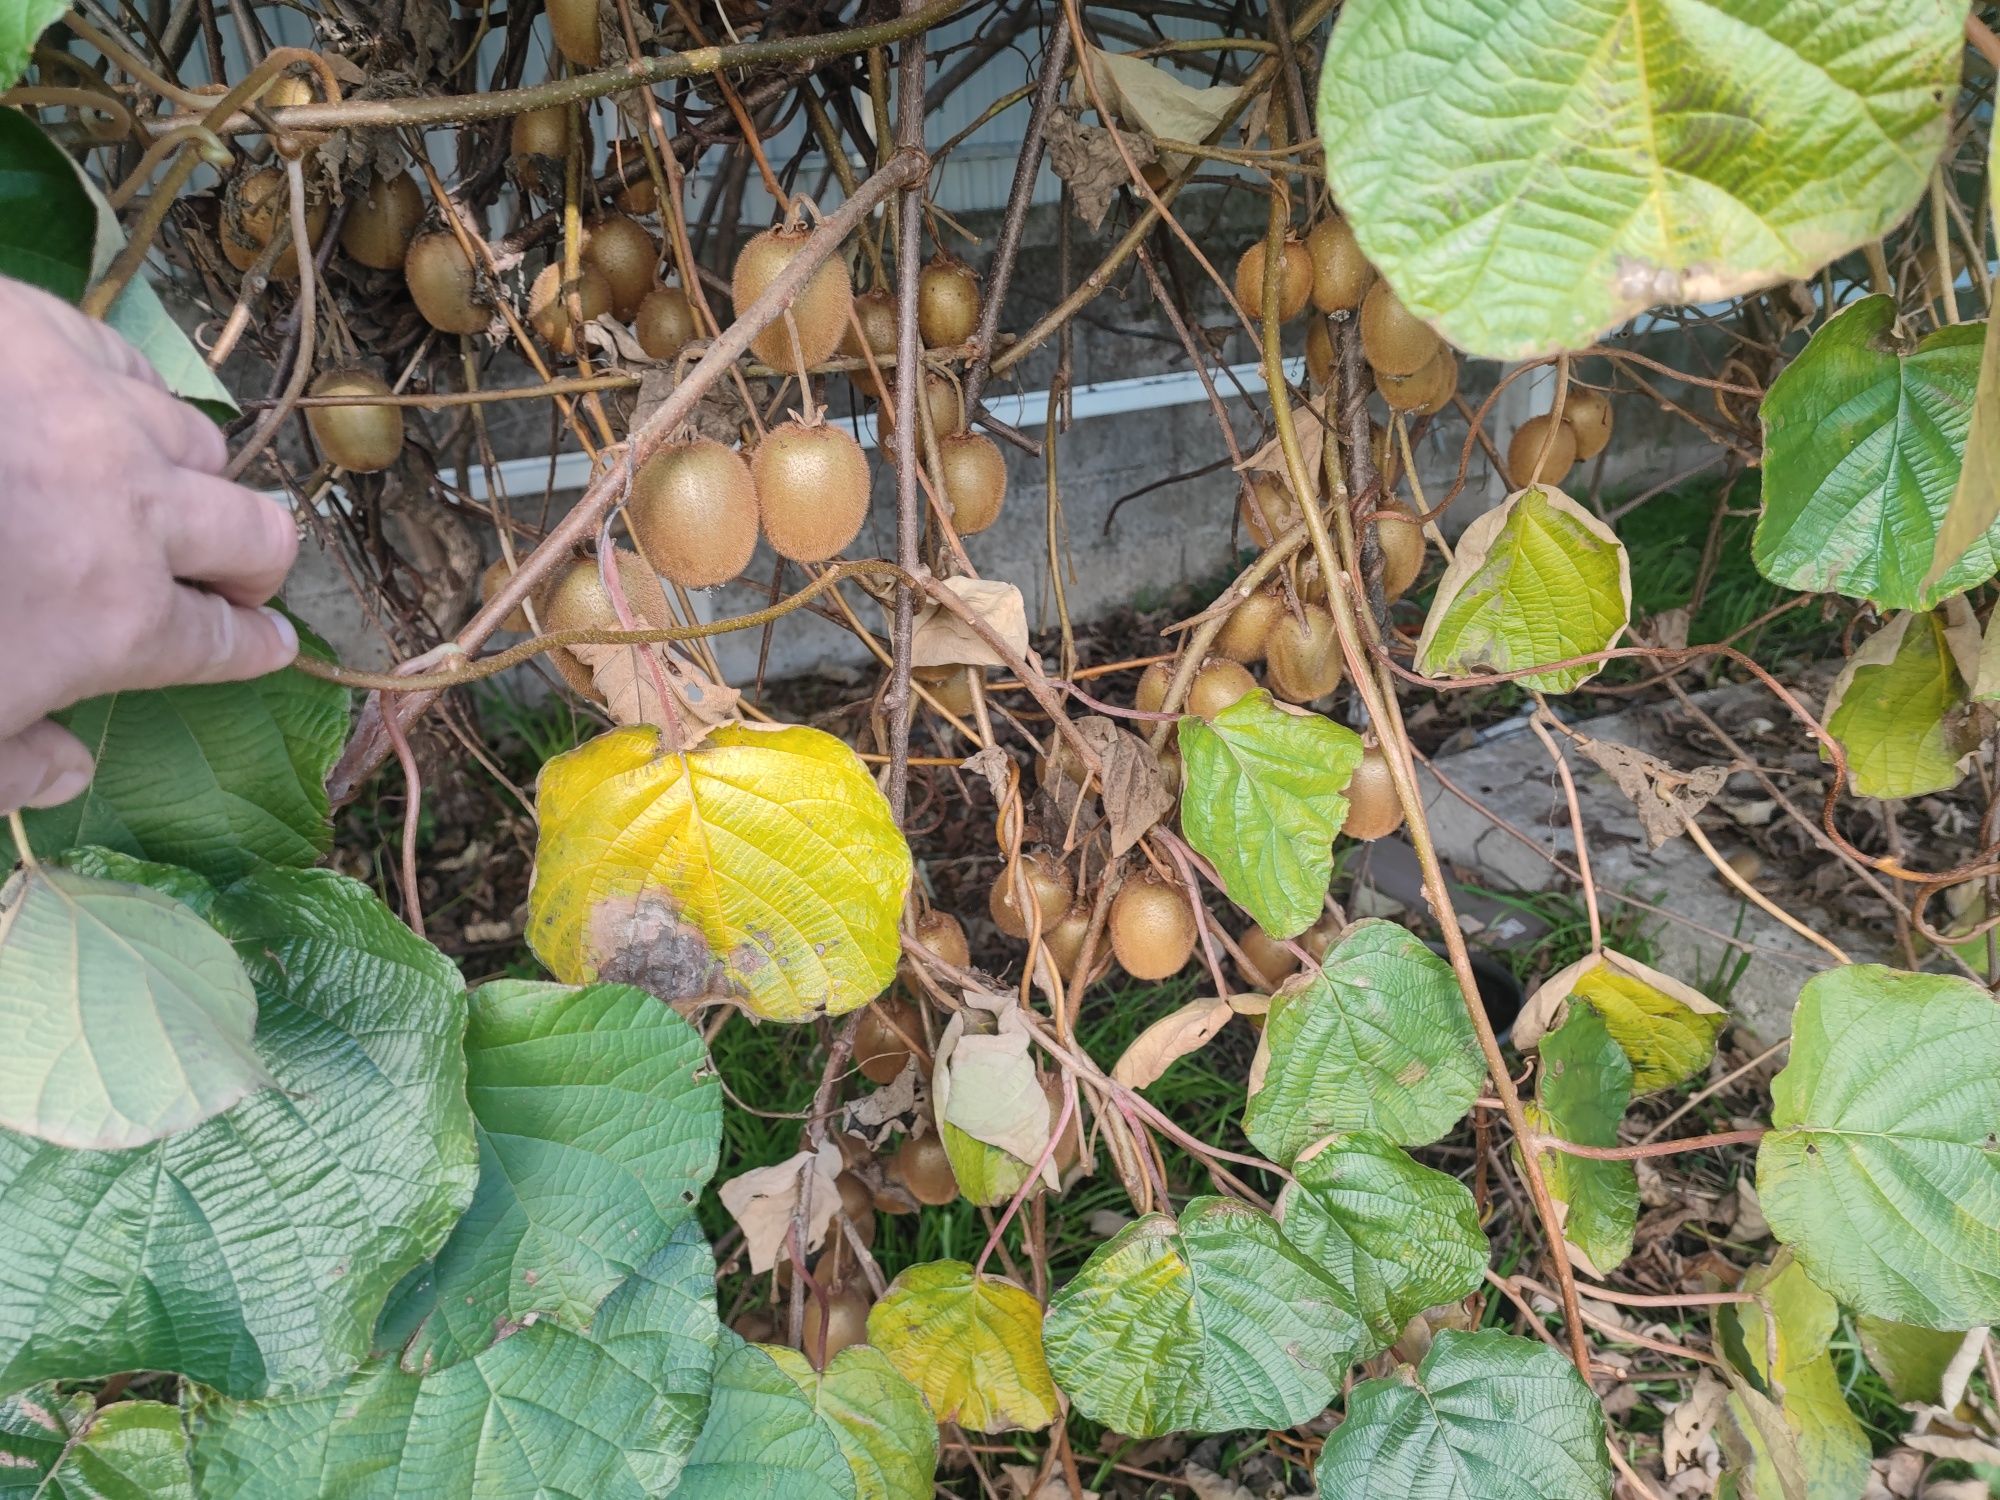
(751, 419, 871, 562)
(913, 665, 976, 717)
(834, 1171, 877, 1250)
(913, 909, 970, 969)
(221, 165, 327, 279)
(1359, 280, 1441, 378)
(1374, 504, 1426, 600)
(1042, 1073, 1082, 1174)
(1343, 746, 1405, 840)
(1187, 657, 1257, 720)
(404, 232, 489, 334)
(732, 225, 853, 369)
(1109, 874, 1197, 980)
(546, 0, 601, 65)
(800, 1281, 871, 1368)
(1135, 661, 1172, 715)
(731, 1308, 777, 1343)
(1506, 413, 1578, 488)
(1305, 315, 1333, 387)
(606, 139, 658, 216)
(918, 255, 981, 347)
(1378, 348, 1458, 416)
(1236, 924, 1300, 988)
(1233, 238, 1313, 322)
(583, 213, 659, 321)
(510, 104, 573, 160)
(262, 74, 316, 109)
(989, 850, 1072, 940)
(1239, 476, 1302, 546)
(1564, 387, 1613, 460)
(893, 1131, 958, 1206)
(1214, 586, 1283, 664)
(339, 170, 424, 272)
(842, 288, 898, 397)
(854, 996, 919, 1085)
(1043, 904, 1092, 980)
(478, 557, 535, 632)
(1264, 601, 1343, 703)
(1306, 216, 1373, 313)
(527, 260, 613, 354)
(629, 437, 761, 588)
(876, 371, 965, 442)
(636, 284, 696, 361)
(540, 549, 672, 701)
(938, 431, 1006, 535)
(305, 368, 403, 473)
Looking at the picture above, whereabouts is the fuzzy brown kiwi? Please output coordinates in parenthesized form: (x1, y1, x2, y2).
(1043, 904, 1092, 980)
(339, 170, 424, 272)
(582, 213, 659, 321)
(1187, 657, 1257, 719)
(918, 255, 982, 347)
(913, 910, 970, 969)
(404, 232, 489, 334)
(1110, 874, 1197, 980)
(1374, 504, 1426, 601)
(731, 225, 853, 369)
(834, 1172, 877, 1250)
(751, 419, 871, 562)
(731, 1309, 777, 1344)
(854, 996, 919, 1085)
(1238, 476, 1302, 546)
(607, 139, 658, 216)
(305, 369, 403, 473)
(1343, 746, 1405, 840)
(842, 288, 897, 397)
(1505, 413, 1578, 488)
(1264, 601, 1343, 702)
(478, 557, 535, 633)
(1135, 661, 1172, 715)
(1214, 586, 1283, 664)
(937, 431, 1005, 535)
(1359, 280, 1441, 377)
(629, 437, 761, 588)
(1306, 215, 1374, 313)
(800, 1281, 871, 1367)
(222, 165, 327, 279)
(510, 104, 572, 160)
(527, 261, 612, 355)
(546, 0, 601, 65)
(1233, 238, 1313, 322)
(875, 371, 964, 442)
(1306, 315, 1333, 387)
(635, 284, 696, 361)
(1377, 348, 1458, 415)
(913, 664, 976, 717)
(1236, 925, 1299, 989)
(989, 850, 1072, 940)
(1043, 1074, 1083, 1174)
(893, 1132, 959, 1206)
(540, 550, 672, 701)
(1563, 387, 1613, 459)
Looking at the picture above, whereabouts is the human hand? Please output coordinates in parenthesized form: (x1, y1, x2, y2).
(0, 277, 300, 814)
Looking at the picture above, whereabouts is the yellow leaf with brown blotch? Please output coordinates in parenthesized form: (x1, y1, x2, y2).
(866, 1260, 1057, 1434)
(527, 723, 911, 1022)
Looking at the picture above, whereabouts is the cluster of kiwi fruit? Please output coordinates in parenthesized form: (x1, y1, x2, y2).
(1503, 385, 1614, 490)
(982, 844, 1204, 984)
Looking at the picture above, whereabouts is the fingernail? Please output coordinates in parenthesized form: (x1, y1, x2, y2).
(263, 607, 300, 660)
(30, 760, 93, 809)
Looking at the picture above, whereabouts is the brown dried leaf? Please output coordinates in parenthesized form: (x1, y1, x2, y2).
(716, 1140, 843, 1273)
(1110, 995, 1234, 1089)
(1238, 391, 1331, 486)
(1074, 717, 1174, 857)
(912, 578, 1031, 669)
(1045, 111, 1147, 232)
(1002, 1463, 1098, 1500)
(1572, 734, 1729, 849)
(571, 641, 740, 751)
(1903, 1433, 2000, 1466)
(1662, 1374, 1725, 1487)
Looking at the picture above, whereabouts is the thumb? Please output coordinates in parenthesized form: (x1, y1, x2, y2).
(0, 720, 94, 817)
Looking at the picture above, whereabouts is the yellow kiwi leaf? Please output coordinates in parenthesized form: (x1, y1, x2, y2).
(865, 1260, 1058, 1434)
(528, 723, 911, 1022)
(1516, 948, 1723, 1095)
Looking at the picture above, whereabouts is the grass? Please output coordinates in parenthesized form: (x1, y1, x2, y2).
(1459, 883, 1663, 991)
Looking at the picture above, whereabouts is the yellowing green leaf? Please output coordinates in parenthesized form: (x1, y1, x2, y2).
(865, 1260, 1056, 1434)
(1415, 486, 1630, 694)
(1927, 124, 2000, 595)
(1854, 1317, 1970, 1406)
(1176, 692, 1362, 940)
(675, 1335, 854, 1500)
(932, 1010, 1052, 1208)
(1757, 965, 2000, 1329)
(1517, 949, 1724, 1094)
(1823, 606, 1980, 799)
(529, 724, 911, 1022)
(1718, 1254, 1870, 1500)
(766, 1345, 939, 1500)
(1043, 1197, 1365, 1438)
(1318, 0, 1961, 360)
(1532, 1006, 1636, 1278)
(1757, 295, 1991, 610)
(0, 864, 268, 1150)
(1244, 920, 1483, 1163)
